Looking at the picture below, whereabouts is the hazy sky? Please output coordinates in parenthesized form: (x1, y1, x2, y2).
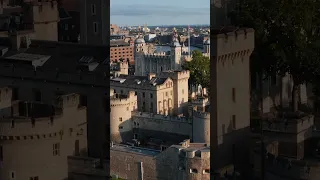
(110, 0, 210, 26)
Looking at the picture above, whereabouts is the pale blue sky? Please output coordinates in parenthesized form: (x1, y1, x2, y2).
(110, 0, 210, 26)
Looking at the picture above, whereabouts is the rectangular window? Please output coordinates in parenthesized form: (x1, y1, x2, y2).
(79, 95, 87, 107)
(10, 171, 15, 179)
(119, 117, 122, 122)
(232, 88, 236, 102)
(150, 102, 153, 112)
(142, 92, 145, 98)
(12, 88, 18, 100)
(232, 115, 236, 129)
(65, 24, 68, 30)
(53, 143, 60, 156)
(33, 89, 41, 102)
(91, 4, 96, 15)
(93, 22, 98, 34)
(150, 93, 153, 98)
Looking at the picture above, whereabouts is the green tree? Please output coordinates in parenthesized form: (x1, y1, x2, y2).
(230, 0, 320, 112)
(183, 50, 210, 88)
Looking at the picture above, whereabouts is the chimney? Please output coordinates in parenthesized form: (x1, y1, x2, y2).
(9, 32, 31, 50)
(9, 31, 19, 50)
(148, 73, 156, 80)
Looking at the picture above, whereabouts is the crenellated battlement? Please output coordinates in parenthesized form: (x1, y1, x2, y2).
(174, 140, 210, 159)
(54, 93, 81, 109)
(192, 110, 210, 119)
(0, 103, 86, 140)
(143, 51, 169, 57)
(191, 97, 209, 106)
(110, 91, 137, 107)
(212, 28, 255, 57)
(262, 114, 314, 133)
(131, 111, 189, 123)
(159, 70, 190, 80)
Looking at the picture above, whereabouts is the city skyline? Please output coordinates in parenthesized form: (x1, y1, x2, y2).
(110, 0, 210, 26)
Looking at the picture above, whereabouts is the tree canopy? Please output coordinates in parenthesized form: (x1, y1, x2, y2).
(183, 50, 210, 88)
(229, 0, 320, 111)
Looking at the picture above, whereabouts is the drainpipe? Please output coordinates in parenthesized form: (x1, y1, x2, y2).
(139, 161, 144, 180)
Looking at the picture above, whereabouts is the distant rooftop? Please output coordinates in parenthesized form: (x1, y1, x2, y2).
(110, 40, 129, 47)
(110, 75, 168, 87)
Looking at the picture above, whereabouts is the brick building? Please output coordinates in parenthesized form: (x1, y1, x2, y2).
(110, 40, 134, 64)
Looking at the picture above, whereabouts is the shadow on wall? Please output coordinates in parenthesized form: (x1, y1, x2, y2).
(155, 147, 181, 180)
(212, 127, 252, 179)
(119, 120, 134, 143)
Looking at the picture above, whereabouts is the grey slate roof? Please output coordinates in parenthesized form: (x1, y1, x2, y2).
(0, 38, 109, 74)
(110, 75, 169, 87)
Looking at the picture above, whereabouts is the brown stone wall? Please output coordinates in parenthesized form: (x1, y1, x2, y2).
(186, 158, 210, 180)
(110, 150, 157, 180)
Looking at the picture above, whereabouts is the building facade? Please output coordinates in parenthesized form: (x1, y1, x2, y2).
(134, 36, 210, 76)
(0, 88, 87, 180)
(110, 40, 134, 64)
(210, 28, 254, 169)
(0, 34, 109, 158)
(79, 0, 108, 45)
(0, 0, 59, 41)
(110, 71, 190, 116)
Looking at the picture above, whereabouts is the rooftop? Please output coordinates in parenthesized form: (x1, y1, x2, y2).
(110, 143, 161, 157)
(110, 40, 130, 47)
(0, 38, 109, 74)
(110, 75, 169, 87)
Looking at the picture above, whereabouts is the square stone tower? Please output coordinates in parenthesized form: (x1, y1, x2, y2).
(79, 0, 108, 45)
(210, 27, 255, 169)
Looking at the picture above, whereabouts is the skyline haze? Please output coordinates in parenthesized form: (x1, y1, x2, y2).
(110, 0, 210, 26)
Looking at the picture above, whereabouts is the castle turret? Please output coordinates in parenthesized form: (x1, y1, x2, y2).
(27, 0, 60, 41)
(134, 35, 147, 76)
(191, 97, 210, 144)
(170, 38, 182, 70)
(203, 38, 210, 55)
(110, 91, 137, 143)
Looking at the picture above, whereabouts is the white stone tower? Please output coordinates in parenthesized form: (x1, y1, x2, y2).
(134, 35, 147, 76)
(170, 39, 182, 70)
(204, 39, 210, 55)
